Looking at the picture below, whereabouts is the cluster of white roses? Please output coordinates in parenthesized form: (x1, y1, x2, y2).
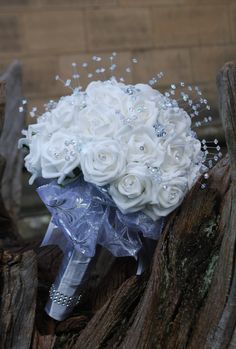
(19, 78, 205, 221)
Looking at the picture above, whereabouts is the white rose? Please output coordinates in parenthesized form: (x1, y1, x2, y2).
(187, 163, 203, 188)
(187, 139, 205, 188)
(120, 93, 158, 128)
(109, 164, 153, 214)
(80, 139, 126, 186)
(119, 126, 164, 165)
(161, 137, 197, 172)
(21, 121, 51, 141)
(49, 92, 86, 132)
(40, 129, 81, 183)
(24, 133, 44, 184)
(77, 103, 123, 139)
(157, 107, 191, 140)
(86, 79, 125, 109)
(144, 176, 188, 219)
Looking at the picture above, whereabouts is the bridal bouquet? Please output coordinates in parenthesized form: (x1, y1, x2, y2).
(20, 78, 204, 220)
(19, 55, 220, 320)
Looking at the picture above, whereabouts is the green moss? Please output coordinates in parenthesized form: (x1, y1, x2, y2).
(200, 254, 219, 297)
(202, 217, 219, 239)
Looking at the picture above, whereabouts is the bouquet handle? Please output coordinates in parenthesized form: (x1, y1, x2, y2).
(45, 248, 92, 321)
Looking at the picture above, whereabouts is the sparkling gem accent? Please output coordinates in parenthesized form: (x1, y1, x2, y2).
(110, 64, 117, 71)
(65, 79, 71, 87)
(49, 284, 81, 307)
(146, 164, 162, 183)
(153, 123, 167, 138)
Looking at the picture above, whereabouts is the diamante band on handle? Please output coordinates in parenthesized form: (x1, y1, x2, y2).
(49, 283, 81, 308)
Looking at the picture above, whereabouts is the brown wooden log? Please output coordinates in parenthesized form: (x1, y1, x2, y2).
(211, 61, 236, 349)
(0, 80, 6, 137)
(0, 80, 22, 247)
(0, 61, 25, 220)
(70, 155, 230, 349)
(0, 250, 37, 349)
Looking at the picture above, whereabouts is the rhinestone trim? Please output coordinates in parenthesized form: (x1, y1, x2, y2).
(49, 284, 81, 307)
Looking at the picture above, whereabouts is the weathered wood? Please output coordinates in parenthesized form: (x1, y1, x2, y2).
(0, 80, 22, 247)
(69, 156, 230, 349)
(0, 250, 37, 349)
(217, 62, 236, 178)
(0, 80, 6, 136)
(208, 61, 236, 349)
(0, 60, 25, 220)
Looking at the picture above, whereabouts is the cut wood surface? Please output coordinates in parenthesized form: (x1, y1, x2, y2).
(0, 62, 236, 349)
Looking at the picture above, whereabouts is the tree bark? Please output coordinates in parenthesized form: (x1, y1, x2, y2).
(0, 250, 37, 349)
(0, 61, 25, 220)
(0, 80, 22, 247)
(0, 80, 6, 137)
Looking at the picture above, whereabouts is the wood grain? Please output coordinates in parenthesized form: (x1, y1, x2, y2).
(0, 250, 37, 349)
(0, 61, 25, 220)
(0, 79, 22, 247)
(0, 80, 6, 136)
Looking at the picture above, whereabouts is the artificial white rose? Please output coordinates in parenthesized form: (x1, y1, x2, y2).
(144, 176, 188, 219)
(109, 164, 154, 214)
(20, 121, 52, 143)
(161, 137, 197, 172)
(49, 93, 86, 132)
(119, 126, 164, 165)
(187, 163, 203, 188)
(77, 103, 123, 139)
(40, 129, 81, 183)
(120, 93, 159, 128)
(24, 133, 44, 184)
(86, 79, 125, 110)
(80, 139, 126, 186)
(157, 107, 191, 140)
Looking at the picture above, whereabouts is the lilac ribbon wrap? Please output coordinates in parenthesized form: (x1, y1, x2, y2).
(37, 175, 164, 320)
(37, 175, 164, 259)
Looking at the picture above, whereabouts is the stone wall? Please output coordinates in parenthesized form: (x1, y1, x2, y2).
(0, 0, 235, 120)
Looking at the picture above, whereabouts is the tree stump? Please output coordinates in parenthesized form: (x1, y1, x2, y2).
(0, 61, 236, 349)
(0, 60, 25, 220)
(0, 79, 22, 248)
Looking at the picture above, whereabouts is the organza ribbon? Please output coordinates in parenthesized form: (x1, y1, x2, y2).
(37, 175, 164, 259)
(37, 176, 164, 320)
